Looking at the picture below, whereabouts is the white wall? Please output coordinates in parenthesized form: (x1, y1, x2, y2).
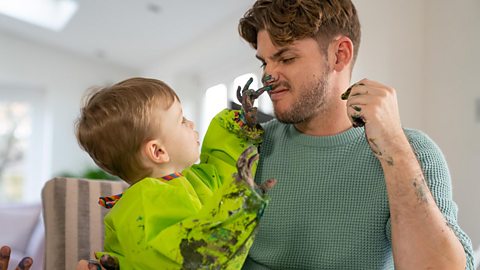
(142, 5, 259, 137)
(143, 0, 480, 249)
(0, 31, 138, 201)
(422, 0, 480, 250)
(1, 0, 477, 249)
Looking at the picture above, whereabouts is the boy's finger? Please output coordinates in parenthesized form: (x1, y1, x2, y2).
(15, 257, 33, 270)
(257, 178, 277, 194)
(99, 254, 119, 270)
(76, 260, 102, 270)
(0, 246, 11, 270)
(88, 259, 103, 270)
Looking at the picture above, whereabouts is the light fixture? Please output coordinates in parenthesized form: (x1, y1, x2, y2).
(0, 0, 78, 31)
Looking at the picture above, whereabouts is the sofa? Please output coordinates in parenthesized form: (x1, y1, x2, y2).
(0, 202, 44, 270)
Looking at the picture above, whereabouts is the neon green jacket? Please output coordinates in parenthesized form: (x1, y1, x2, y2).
(98, 109, 267, 269)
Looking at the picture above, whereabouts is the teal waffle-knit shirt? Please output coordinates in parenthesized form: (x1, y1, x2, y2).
(243, 120, 475, 269)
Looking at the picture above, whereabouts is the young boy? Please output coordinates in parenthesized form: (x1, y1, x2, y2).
(75, 77, 275, 269)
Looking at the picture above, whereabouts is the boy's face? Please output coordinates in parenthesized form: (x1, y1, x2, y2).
(156, 99, 200, 171)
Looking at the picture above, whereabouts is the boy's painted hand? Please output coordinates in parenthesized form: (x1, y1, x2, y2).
(234, 146, 258, 187)
(76, 254, 119, 270)
(0, 246, 33, 270)
(236, 77, 271, 128)
(235, 146, 277, 193)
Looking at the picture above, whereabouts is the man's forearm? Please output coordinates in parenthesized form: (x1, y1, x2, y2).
(381, 136, 466, 270)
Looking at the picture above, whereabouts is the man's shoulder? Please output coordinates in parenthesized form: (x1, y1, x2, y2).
(403, 128, 436, 147)
(403, 128, 445, 159)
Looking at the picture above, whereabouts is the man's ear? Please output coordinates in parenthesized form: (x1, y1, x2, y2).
(330, 36, 353, 72)
(143, 139, 169, 164)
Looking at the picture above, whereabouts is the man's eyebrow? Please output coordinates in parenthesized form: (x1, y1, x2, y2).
(256, 47, 293, 62)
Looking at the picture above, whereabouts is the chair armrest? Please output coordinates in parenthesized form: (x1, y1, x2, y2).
(42, 177, 128, 270)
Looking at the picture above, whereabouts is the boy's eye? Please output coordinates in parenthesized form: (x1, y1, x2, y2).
(182, 117, 187, 123)
(260, 62, 266, 69)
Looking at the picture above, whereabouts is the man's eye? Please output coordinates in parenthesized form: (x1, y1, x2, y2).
(260, 62, 266, 69)
(281, 57, 295, 64)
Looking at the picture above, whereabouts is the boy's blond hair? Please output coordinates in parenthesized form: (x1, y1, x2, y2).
(75, 77, 179, 184)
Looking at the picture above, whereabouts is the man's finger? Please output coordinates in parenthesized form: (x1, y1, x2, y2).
(341, 82, 365, 100)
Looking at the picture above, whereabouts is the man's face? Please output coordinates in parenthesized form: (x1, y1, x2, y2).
(256, 30, 332, 124)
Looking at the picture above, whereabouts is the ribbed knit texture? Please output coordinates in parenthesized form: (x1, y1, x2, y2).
(243, 120, 475, 270)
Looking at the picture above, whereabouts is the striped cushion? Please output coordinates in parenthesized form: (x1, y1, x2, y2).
(41, 177, 128, 270)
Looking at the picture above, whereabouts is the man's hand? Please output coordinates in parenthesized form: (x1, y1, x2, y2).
(342, 78, 406, 164)
(0, 246, 33, 270)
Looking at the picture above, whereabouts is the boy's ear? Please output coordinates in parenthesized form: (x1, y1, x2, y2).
(330, 35, 353, 72)
(144, 139, 169, 164)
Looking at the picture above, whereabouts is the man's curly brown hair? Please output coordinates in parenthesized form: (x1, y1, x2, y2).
(239, 0, 361, 65)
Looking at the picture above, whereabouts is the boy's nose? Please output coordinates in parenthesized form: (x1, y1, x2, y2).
(188, 120, 195, 129)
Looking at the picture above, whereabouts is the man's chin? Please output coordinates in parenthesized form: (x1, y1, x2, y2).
(274, 110, 295, 124)
(274, 107, 314, 124)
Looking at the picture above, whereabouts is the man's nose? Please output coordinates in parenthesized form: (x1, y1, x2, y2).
(262, 66, 279, 85)
(262, 73, 278, 86)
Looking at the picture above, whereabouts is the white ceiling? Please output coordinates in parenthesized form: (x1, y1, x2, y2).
(0, 0, 255, 70)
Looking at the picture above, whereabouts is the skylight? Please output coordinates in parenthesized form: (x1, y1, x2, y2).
(0, 0, 78, 31)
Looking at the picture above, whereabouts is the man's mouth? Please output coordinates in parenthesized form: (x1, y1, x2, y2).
(268, 83, 289, 100)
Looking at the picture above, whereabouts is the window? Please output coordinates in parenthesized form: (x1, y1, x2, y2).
(0, 87, 48, 203)
(0, 0, 78, 31)
(202, 84, 227, 135)
(0, 102, 30, 201)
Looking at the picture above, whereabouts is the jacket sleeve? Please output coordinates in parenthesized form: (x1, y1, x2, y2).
(147, 170, 267, 269)
(190, 109, 264, 190)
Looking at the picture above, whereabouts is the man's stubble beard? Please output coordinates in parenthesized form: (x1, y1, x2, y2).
(274, 69, 330, 124)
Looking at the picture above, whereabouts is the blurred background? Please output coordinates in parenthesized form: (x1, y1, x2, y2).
(0, 0, 478, 252)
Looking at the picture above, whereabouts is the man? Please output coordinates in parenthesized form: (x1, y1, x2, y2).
(239, 0, 474, 269)
(76, 0, 474, 269)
